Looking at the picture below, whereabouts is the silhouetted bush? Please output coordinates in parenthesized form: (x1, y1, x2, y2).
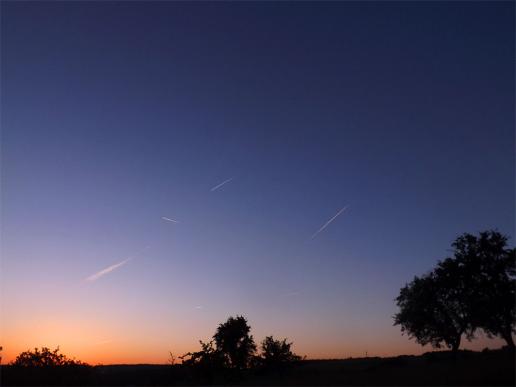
(258, 336, 301, 370)
(2, 347, 91, 385)
(213, 315, 256, 370)
(180, 316, 257, 383)
(180, 340, 229, 383)
(11, 346, 88, 367)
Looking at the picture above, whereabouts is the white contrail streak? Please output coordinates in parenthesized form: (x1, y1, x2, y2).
(161, 216, 179, 223)
(210, 177, 233, 192)
(86, 258, 131, 282)
(310, 206, 348, 239)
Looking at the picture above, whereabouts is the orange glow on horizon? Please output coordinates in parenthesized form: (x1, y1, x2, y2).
(1, 326, 508, 365)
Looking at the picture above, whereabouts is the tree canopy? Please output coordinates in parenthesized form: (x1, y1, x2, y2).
(260, 336, 301, 368)
(11, 347, 88, 367)
(181, 316, 300, 376)
(213, 315, 256, 370)
(394, 230, 515, 352)
(450, 231, 515, 347)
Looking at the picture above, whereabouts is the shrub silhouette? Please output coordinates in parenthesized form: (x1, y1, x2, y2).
(394, 230, 515, 352)
(181, 340, 225, 368)
(181, 316, 304, 380)
(180, 340, 227, 383)
(180, 316, 256, 383)
(11, 346, 88, 367)
(6, 347, 90, 386)
(213, 315, 256, 370)
(259, 336, 301, 368)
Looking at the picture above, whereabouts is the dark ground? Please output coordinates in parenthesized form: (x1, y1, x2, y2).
(1, 348, 514, 386)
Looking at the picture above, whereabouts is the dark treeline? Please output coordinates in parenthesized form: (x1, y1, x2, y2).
(1, 230, 514, 386)
(1, 348, 514, 386)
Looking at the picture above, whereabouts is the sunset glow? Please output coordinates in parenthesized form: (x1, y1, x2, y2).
(1, 1, 513, 366)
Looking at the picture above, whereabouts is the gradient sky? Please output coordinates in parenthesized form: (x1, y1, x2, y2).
(1, 1, 514, 364)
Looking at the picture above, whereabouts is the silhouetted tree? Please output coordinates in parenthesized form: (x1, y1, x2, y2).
(181, 340, 225, 368)
(395, 230, 515, 352)
(168, 351, 177, 365)
(213, 315, 256, 370)
(259, 336, 301, 368)
(450, 231, 515, 348)
(180, 340, 228, 384)
(11, 346, 87, 367)
(394, 271, 472, 353)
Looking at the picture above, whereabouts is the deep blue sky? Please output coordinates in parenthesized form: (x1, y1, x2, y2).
(1, 2, 514, 362)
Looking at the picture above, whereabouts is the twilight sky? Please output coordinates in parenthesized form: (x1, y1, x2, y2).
(1, 2, 514, 364)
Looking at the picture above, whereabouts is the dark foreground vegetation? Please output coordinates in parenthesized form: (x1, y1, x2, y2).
(1, 348, 514, 386)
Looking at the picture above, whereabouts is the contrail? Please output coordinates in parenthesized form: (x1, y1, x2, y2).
(161, 216, 179, 223)
(210, 177, 233, 192)
(310, 206, 348, 239)
(86, 258, 131, 282)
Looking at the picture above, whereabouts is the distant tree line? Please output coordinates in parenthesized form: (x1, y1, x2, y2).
(394, 230, 515, 353)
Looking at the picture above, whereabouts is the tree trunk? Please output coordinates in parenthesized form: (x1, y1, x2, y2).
(502, 331, 515, 349)
(451, 336, 461, 354)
